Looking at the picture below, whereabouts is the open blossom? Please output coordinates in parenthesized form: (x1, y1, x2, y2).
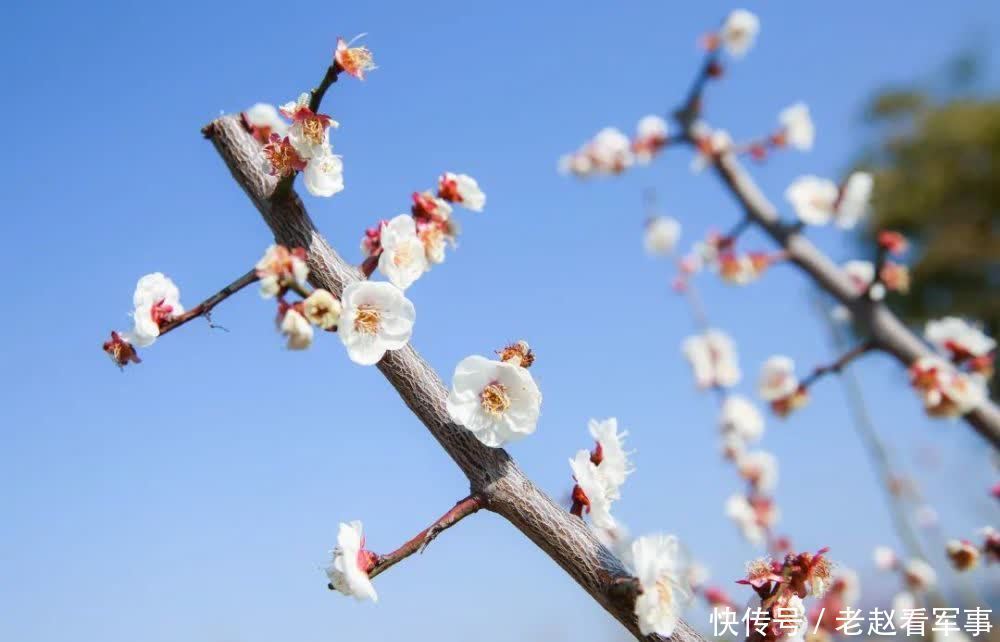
(758, 356, 799, 401)
(129, 273, 184, 347)
(103, 331, 141, 368)
(902, 558, 937, 592)
(629, 534, 692, 637)
(437, 172, 485, 212)
(335, 35, 376, 79)
(725, 494, 766, 545)
(303, 289, 341, 330)
(909, 356, 985, 417)
(590, 127, 634, 174)
(719, 395, 765, 443)
(785, 175, 838, 225)
(835, 172, 874, 228)
(740, 557, 782, 589)
(446, 355, 542, 447)
(262, 133, 307, 177)
(873, 545, 897, 571)
(682, 329, 741, 389)
(785, 173, 872, 228)
(569, 450, 616, 528)
(325, 521, 378, 601)
(737, 450, 779, 494)
(633, 115, 669, 163)
(690, 125, 732, 173)
(279, 306, 313, 350)
(778, 103, 814, 151)
(338, 281, 415, 365)
(925, 317, 996, 367)
(303, 152, 344, 197)
(588, 418, 634, 497)
(644, 216, 681, 256)
(281, 93, 338, 160)
(256, 245, 309, 298)
(244, 103, 288, 143)
(945, 539, 980, 571)
(377, 215, 429, 290)
(842, 260, 877, 296)
(717, 252, 772, 285)
(719, 9, 760, 58)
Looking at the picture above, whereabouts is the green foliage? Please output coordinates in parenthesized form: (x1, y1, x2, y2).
(858, 94, 1000, 344)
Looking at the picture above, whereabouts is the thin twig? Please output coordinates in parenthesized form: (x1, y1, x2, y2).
(798, 340, 876, 390)
(674, 50, 721, 128)
(158, 269, 259, 338)
(367, 493, 486, 580)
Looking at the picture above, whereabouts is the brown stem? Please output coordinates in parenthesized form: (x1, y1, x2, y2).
(157, 269, 259, 338)
(798, 340, 876, 390)
(368, 494, 485, 580)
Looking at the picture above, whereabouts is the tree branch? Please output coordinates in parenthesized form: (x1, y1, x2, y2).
(203, 114, 705, 642)
(158, 269, 259, 337)
(368, 493, 485, 581)
(681, 135, 1000, 448)
(798, 340, 875, 390)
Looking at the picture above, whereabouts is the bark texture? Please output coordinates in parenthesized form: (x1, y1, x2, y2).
(204, 115, 705, 642)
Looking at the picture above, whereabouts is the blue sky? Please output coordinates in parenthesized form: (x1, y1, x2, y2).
(2, 2, 998, 641)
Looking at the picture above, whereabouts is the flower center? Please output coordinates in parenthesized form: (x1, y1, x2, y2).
(393, 243, 414, 267)
(302, 118, 326, 145)
(655, 577, 674, 609)
(354, 306, 380, 335)
(480, 382, 510, 417)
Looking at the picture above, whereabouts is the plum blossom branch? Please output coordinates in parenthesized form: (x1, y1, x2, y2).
(364, 493, 486, 581)
(796, 340, 876, 391)
(157, 269, 259, 337)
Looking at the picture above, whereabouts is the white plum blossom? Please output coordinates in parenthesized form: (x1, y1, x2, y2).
(778, 103, 815, 151)
(377, 215, 429, 290)
(446, 355, 542, 447)
(719, 395, 765, 443)
(303, 152, 344, 197)
(128, 273, 184, 347)
(634, 115, 669, 164)
(280, 308, 314, 350)
(757, 356, 799, 402)
(244, 103, 288, 140)
(925, 317, 996, 360)
(841, 259, 885, 300)
(682, 329, 741, 389)
(303, 289, 341, 330)
(903, 558, 937, 591)
(338, 281, 415, 365)
(785, 175, 838, 225)
(835, 172, 873, 229)
(438, 172, 486, 212)
(873, 545, 898, 571)
(691, 126, 733, 173)
(725, 494, 765, 546)
(909, 356, 986, 417)
(591, 127, 634, 172)
(569, 449, 617, 529)
(628, 534, 693, 637)
(719, 9, 760, 58)
(644, 216, 682, 256)
(325, 521, 377, 602)
(588, 418, 634, 496)
(281, 92, 337, 160)
(256, 245, 309, 299)
(736, 450, 779, 494)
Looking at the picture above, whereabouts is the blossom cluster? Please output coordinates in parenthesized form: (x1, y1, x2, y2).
(734, 549, 835, 642)
(247, 93, 345, 197)
(943, 527, 1000, 572)
(678, 229, 786, 287)
(359, 173, 486, 290)
(558, 115, 670, 178)
(568, 418, 633, 529)
(757, 356, 808, 418)
(103, 272, 185, 368)
(785, 172, 873, 229)
(904, 316, 994, 418)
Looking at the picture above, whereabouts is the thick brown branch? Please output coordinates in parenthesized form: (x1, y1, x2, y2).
(368, 494, 485, 581)
(158, 269, 259, 337)
(203, 115, 701, 642)
(675, 122, 1000, 448)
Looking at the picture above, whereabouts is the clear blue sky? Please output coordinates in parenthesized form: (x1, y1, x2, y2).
(2, 2, 998, 641)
